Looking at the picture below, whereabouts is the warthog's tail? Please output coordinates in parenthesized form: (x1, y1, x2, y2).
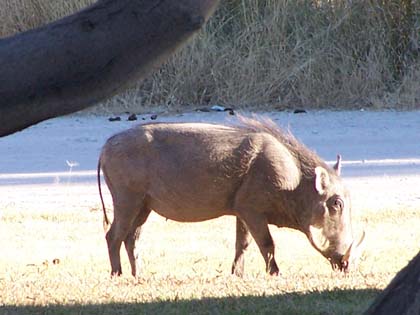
(97, 159, 111, 233)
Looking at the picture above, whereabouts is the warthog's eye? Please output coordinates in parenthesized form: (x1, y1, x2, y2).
(332, 198, 344, 212)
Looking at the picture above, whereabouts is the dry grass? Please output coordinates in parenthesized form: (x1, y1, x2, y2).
(0, 183, 419, 314)
(1, 0, 419, 112)
(0, 0, 93, 35)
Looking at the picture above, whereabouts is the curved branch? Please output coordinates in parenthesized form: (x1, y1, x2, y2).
(0, 0, 219, 136)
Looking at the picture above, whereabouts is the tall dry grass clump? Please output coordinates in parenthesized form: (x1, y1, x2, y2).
(0, 0, 94, 35)
(1, 0, 419, 111)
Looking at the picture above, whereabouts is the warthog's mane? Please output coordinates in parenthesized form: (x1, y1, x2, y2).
(137, 115, 332, 176)
(233, 114, 331, 177)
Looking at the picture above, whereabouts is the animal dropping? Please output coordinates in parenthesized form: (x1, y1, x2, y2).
(97, 116, 364, 277)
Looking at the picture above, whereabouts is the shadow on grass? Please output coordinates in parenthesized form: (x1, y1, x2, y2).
(1, 289, 379, 315)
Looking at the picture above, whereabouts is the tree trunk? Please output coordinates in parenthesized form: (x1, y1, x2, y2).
(365, 251, 420, 315)
(0, 0, 219, 137)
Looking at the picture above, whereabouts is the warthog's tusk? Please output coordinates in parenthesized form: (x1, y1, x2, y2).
(356, 230, 366, 247)
(343, 230, 366, 263)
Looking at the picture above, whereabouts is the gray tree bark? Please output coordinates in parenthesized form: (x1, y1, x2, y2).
(0, 0, 219, 136)
(365, 251, 420, 315)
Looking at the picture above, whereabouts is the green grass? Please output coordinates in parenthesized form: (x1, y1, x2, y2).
(0, 183, 419, 314)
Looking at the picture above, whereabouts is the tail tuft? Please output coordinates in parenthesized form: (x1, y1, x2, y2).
(103, 219, 111, 233)
(98, 159, 111, 233)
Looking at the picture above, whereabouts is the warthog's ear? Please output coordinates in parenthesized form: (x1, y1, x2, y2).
(333, 154, 342, 176)
(315, 166, 330, 195)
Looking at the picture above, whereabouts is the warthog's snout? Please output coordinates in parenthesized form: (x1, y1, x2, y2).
(329, 231, 366, 273)
(328, 254, 347, 272)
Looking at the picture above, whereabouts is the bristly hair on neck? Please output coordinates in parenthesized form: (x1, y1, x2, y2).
(232, 114, 332, 177)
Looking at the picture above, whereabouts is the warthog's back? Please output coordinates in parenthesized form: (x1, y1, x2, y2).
(99, 122, 297, 221)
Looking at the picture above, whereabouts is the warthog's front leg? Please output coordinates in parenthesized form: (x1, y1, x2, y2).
(231, 217, 253, 277)
(236, 210, 280, 276)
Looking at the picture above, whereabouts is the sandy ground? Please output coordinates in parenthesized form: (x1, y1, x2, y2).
(1, 110, 420, 214)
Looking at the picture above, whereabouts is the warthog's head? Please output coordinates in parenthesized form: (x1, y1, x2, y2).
(304, 155, 365, 272)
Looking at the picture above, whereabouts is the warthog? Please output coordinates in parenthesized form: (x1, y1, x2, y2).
(98, 116, 364, 277)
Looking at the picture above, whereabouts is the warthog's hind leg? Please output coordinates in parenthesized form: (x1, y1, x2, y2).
(231, 217, 253, 277)
(105, 222, 124, 276)
(124, 207, 151, 277)
(105, 193, 146, 276)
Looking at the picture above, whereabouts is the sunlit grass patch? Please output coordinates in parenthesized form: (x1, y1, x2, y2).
(0, 184, 419, 314)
